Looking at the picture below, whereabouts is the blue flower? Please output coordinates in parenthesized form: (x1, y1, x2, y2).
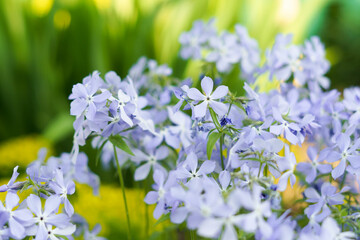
(187, 76, 228, 118)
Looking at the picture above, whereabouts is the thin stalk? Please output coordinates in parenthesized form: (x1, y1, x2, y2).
(340, 171, 347, 190)
(219, 134, 225, 170)
(145, 177, 150, 239)
(258, 163, 263, 178)
(190, 230, 196, 240)
(113, 145, 132, 240)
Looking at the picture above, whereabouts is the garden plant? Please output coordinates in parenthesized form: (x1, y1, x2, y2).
(0, 18, 360, 240)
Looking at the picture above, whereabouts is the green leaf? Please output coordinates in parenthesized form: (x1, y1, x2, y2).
(153, 213, 170, 227)
(207, 131, 221, 159)
(209, 108, 221, 130)
(54, 235, 69, 240)
(108, 135, 135, 156)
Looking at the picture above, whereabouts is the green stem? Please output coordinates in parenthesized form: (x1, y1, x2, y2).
(220, 133, 225, 170)
(258, 163, 263, 178)
(340, 170, 347, 189)
(113, 145, 132, 240)
(145, 178, 150, 239)
(190, 230, 196, 240)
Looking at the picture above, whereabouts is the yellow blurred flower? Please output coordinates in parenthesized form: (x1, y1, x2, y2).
(54, 9, 71, 30)
(31, 0, 54, 17)
(0, 135, 52, 175)
(73, 184, 169, 239)
(277, 138, 310, 213)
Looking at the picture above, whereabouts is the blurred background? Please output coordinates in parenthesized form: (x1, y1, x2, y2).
(0, 0, 359, 239)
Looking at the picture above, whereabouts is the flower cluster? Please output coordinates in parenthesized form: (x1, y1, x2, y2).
(179, 18, 260, 79)
(2, 18, 360, 240)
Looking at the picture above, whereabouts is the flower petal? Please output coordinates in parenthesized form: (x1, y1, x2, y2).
(194, 101, 208, 118)
(43, 196, 61, 217)
(211, 86, 228, 99)
(198, 161, 215, 175)
(134, 163, 151, 181)
(187, 88, 205, 101)
(27, 194, 42, 216)
(201, 76, 214, 97)
(209, 101, 227, 117)
(197, 218, 223, 238)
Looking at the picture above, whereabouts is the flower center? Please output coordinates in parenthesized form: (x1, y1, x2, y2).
(149, 156, 156, 164)
(158, 188, 165, 199)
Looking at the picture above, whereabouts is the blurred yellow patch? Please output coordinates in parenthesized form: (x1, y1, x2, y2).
(278, 138, 310, 213)
(54, 10, 71, 30)
(31, 0, 54, 17)
(93, 0, 111, 11)
(73, 184, 168, 238)
(0, 177, 31, 202)
(0, 135, 52, 175)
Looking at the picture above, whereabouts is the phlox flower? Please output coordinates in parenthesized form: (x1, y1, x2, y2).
(270, 107, 300, 145)
(132, 146, 169, 181)
(296, 147, 332, 183)
(0, 166, 20, 192)
(69, 71, 111, 120)
(187, 76, 228, 118)
(276, 145, 297, 192)
(233, 185, 273, 238)
(175, 152, 215, 185)
(26, 194, 71, 239)
(304, 182, 349, 222)
(49, 169, 76, 217)
(0, 192, 33, 239)
(144, 170, 177, 219)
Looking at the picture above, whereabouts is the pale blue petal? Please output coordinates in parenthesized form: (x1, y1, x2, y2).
(201, 76, 214, 97)
(211, 86, 228, 99)
(134, 163, 151, 181)
(187, 88, 205, 101)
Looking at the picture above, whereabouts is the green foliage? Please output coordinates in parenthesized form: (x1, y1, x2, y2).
(207, 131, 221, 160)
(0, 0, 334, 147)
(109, 135, 134, 156)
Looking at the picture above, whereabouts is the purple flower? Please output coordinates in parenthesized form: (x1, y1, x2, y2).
(179, 18, 217, 60)
(206, 32, 241, 73)
(301, 36, 330, 90)
(231, 185, 272, 238)
(0, 166, 20, 192)
(69, 71, 111, 120)
(187, 76, 228, 118)
(113, 89, 134, 127)
(167, 107, 192, 148)
(270, 107, 300, 145)
(277, 145, 297, 192)
(175, 152, 215, 185)
(132, 146, 169, 181)
(144, 170, 177, 219)
(83, 224, 107, 240)
(43, 224, 76, 240)
(322, 133, 360, 179)
(26, 194, 71, 239)
(49, 169, 76, 217)
(265, 34, 304, 82)
(0, 192, 33, 239)
(320, 217, 356, 240)
(343, 87, 360, 125)
(304, 183, 349, 221)
(148, 60, 172, 76)
(220, 116, 232, 127)
(296, 147, 332, 183)
(172, 84, 190, 113)
(234, 24, 260, 77)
